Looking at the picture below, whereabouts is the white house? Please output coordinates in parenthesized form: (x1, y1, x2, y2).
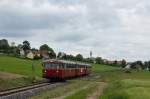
(125, 64, 131, 69)
(26, 51, 34, 59)
(20, 49, 25, 57)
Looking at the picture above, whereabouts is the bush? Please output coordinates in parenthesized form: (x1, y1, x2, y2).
(34, 55, 41, 60)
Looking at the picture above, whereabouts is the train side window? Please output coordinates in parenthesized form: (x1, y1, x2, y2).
(51, 63, 56, 69)
(75, 64, 77, 68)
(57, 64, 59, 69)
(54, 63, 56, 68)
(62, 63, 64, 69)
(59, 64, 61, 68)
(52, 64, 55, 68)
(65, 63, 67, 69)
(68, 64, 70, 68)
(60, 64, 63, 68)
(48, 64, 51, 69)
(66, 64, 68, 68)
(72, 64, 74, 68)
(62, 63, 65, 69)
(52, 63, 59, 69)
(73, 64, 75, 68)
(64, 63, 67, 69)
(50, 63, 54, 69)
(49, 63, 52, 68)
(69, 64, 71, 68)
(56, 64, 58, 68)
(67, 63, 70, 68)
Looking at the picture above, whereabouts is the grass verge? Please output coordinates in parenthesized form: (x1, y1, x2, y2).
(64, 83, 97, 99)
(30, 80, 92, 99)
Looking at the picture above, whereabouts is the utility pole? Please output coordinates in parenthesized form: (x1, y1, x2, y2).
(32, 63, 35, 82)
(90, 51, 92, 58)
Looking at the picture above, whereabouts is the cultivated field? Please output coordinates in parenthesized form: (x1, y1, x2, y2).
(0, 55, 150, 99)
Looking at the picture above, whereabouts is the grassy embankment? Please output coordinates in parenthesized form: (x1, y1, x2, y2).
(0, 77, 38, 91)
(0, 55, 42, 90)
(0, 55, 42, 77)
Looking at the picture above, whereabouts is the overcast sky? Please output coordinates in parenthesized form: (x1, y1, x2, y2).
(0, 0, 150, 61)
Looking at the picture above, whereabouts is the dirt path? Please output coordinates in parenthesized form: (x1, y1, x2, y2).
(86, 82, 107, 99)
(0, 71, 25, 78)
(54, 84, 92, 99)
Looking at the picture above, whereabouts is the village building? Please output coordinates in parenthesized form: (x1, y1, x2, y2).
(26, 50, 51, 59)
(20, 49, 25, 57)
(26, 50, 41, 59)
(26, 51, 34, 59)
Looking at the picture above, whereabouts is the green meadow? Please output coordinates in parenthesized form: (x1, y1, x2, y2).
(99, 70, 150, 99)
(0, 55, 42, 77)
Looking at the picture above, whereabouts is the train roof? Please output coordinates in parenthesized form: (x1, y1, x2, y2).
(43, 59, 91, 67)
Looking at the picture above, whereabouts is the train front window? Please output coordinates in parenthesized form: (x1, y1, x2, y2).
(44, 64, 49, 69)
(44, 63, 61, 69)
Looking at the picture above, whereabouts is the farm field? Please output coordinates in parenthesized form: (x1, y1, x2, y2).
(0, 56, 150, 99)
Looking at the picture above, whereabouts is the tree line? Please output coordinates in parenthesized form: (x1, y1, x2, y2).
(2, 39, 150, 70)
(0, 39, 90, 62)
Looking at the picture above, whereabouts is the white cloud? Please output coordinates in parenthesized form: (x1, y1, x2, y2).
(0, 0, 150, 61)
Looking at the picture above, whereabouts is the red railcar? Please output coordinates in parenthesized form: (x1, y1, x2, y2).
(42, 59, 91, 80)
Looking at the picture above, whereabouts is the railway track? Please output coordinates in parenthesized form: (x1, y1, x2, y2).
(0, 82, 66, 99)
(0, 82, 50, 96)
(0, 75, 96, 99)
(0, 78, 50, 92)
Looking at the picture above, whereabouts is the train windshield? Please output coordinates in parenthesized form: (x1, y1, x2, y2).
(44, 63, 60, 69)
